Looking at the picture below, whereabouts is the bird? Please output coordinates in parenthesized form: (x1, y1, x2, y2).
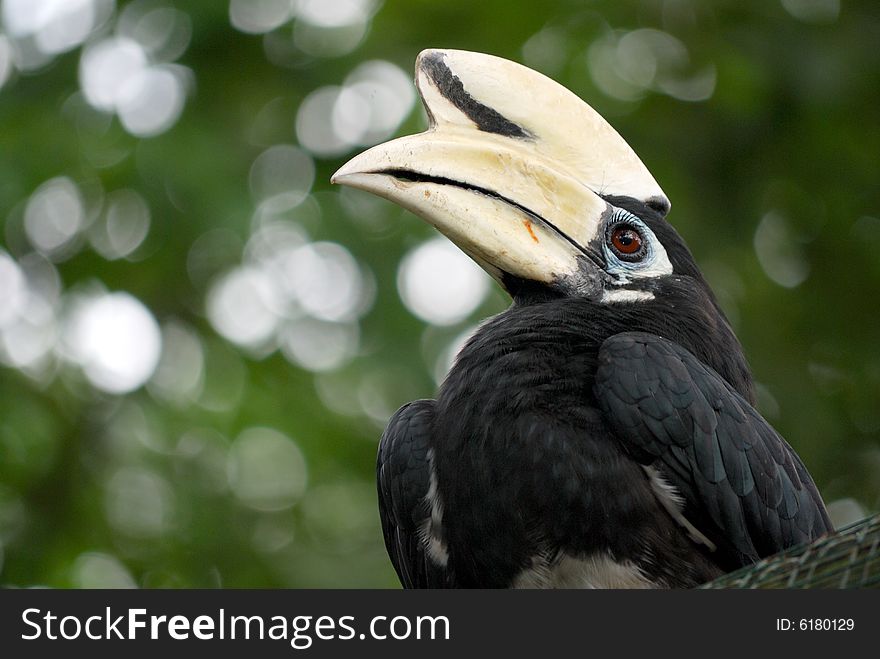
(332, 49, 833, 588)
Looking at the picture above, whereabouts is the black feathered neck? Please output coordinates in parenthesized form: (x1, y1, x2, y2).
(468, 287, 754, 406)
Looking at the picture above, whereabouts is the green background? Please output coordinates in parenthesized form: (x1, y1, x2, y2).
(0, 0, 878, 588)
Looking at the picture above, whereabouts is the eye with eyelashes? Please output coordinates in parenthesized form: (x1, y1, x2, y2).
(608, 224, 645, 261)
(604, 209, 649, 264)
(599, 208, 673, 282)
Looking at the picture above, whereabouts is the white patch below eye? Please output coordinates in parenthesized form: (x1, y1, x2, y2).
(600, 288, 655, 303)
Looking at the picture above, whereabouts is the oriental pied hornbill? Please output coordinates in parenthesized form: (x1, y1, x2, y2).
(332, 49, 832, 588)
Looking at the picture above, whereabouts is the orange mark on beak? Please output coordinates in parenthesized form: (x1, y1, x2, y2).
(522, 220, 539, 243)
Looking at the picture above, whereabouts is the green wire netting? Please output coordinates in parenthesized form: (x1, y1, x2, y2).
(702, 514, 880, 589)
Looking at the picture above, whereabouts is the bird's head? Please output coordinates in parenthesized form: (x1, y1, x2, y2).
(333, 49, 751, 397)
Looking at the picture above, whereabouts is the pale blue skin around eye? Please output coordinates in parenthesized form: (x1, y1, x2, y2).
(601, 209, 662, 279)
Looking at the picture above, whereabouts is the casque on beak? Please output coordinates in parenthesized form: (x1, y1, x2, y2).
(332, 49, 670, 298)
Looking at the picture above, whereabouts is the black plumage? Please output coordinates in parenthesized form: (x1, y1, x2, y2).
(377, 198, 832, 588)
(595, 332, 831, 568)
(377, 400, 451, 588)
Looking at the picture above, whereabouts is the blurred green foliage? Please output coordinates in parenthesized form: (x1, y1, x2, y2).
(0, 0, 878, 588)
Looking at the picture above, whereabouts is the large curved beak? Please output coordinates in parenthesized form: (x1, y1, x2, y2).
(332, 49, 669, 297)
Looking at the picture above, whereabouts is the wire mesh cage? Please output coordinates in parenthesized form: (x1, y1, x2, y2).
(702, 513, 880, 589)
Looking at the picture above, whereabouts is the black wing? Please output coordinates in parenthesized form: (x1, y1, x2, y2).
(594, 332, 833, 570)
(377, 399, 453, 587)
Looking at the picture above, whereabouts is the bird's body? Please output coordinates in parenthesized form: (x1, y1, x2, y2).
(379, 277, 828, 588)
(400, 298, 728, 588)
(335, 49, 832, 588)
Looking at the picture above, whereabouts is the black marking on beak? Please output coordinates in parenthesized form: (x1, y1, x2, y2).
(420, 52, 534, 141)
(377, 168, 606, 272)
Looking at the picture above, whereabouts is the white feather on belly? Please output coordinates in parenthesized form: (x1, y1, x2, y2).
(513, 553, 655, 589)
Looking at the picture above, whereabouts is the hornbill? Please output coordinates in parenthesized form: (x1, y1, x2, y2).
(332, 49, 832, 588)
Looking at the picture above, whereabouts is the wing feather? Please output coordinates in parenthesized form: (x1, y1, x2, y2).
(595, 332, 832, 569)
(377, 399, 453, 587)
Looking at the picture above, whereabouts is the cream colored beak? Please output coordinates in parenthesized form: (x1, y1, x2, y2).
(332, 49, 669, 296)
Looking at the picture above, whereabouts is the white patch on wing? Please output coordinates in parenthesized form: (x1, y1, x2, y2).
(419, 449, 449, 566)
(512, 553, 655, 589)
(600, 288, 655, 303)
(644, 465, 717, 552)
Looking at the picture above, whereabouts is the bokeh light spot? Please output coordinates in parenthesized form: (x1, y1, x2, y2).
(295, 0, 375, 29)
(301, 481, 377, 552)
(0, 250, 27, 328)
(117, 65, 186, 137)
(197, 339, 247, 413)
(781, 0, 840, 23)
(826, 498, 866, 528)
(331, 85, 371, 145)
(522, 27, 568, 76)
(175, 428, 230, 495)
(80, 36, 149, 112)
(251, 515, 296, 554)
(0, 34, 14, 90)
(119, 3, 192, 62)
(588, 28, 715, 103)
(148, 320, 205, 405)
(105, 467, 175, 538)
(62, 291, 162, 393)
(206, 266, 281, 349)
(249, 144, 315, 212)
(340, 60, 415, 146)
(279, 317, 359, 372)
(0, 290, 57, 370)
(296, 63, 413, 157)
(292, 17, 367, 58)
(0, 250, 60, 373)
(2, 0, 113, 60)
(229, 0, 293, 34)
(244, 220, 309, 269)
(754, 212, 810, 288)
(283, 242, 367, 322)
(79, 32, 190, 137)
(296, 86, 349, 157)
(23, 176, 86, 259)
(397, 237, 491, 326)
(90, 188, 151, 260)
(72, 552, 137, 588)
(227, 427, 308, 511)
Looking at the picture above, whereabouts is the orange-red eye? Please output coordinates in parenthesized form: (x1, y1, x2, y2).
(609, 224, 644, 258)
